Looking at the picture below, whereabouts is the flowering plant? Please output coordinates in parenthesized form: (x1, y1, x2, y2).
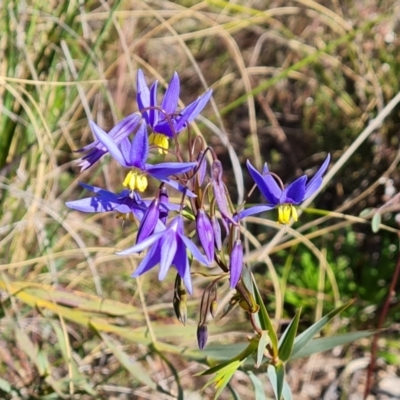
(67, 69, 373, 399)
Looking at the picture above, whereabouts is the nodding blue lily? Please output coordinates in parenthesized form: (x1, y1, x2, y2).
(117, 215, 210, 294)
(65, 183, 180, 224)
(77, 113, 141, 171)
(65, 182, 147, 221)
(239, 154, 331, 224)
(91, 118, 197, 196)
(136, 69, 212, 153)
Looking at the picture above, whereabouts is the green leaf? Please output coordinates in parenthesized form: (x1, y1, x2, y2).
(203, 359, 244, 399)
(291, 300, 353, 357)
(278, 309, 301, 362)
(282, 380, 293, 400)
(248, 371, 267, 400)
(253, 278, 278, 357)
(267, 363, 285, 400)
(372, 212, 381, 233)
(200, 339, 258, 376)
(203, 343, 248, 361)
(291, 330, 376, 359)
(256, 331, 270, 368)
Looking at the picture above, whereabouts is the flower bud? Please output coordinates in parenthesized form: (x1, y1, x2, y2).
(159, 186, 169, 224)
(229, 239, 243, 288)
(173, 274, 187, 325)
(196, 151, 207, 185)
(196, 209, 214, 263)
(211, 216, 222, 251)
(211, 160, 230, 226)
(197, 324, 208, 350)
(136, 197, 160, 244)
(210, 300, 218, 319)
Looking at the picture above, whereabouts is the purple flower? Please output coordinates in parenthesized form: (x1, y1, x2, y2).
(239, 154, 330, 224)
(136, 70, 212, 152)
(91, 118, 197, 196)
(65, 182, 147, 220)
(76, 113, 141, 171)
(66, 183, 180, 233)
(117, 215, 210, 294)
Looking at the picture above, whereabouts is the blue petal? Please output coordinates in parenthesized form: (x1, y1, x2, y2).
(162, 72, 180, 114)
(136, 197, 160, 244)
(146, 161, 197, 177)
(281, 176, 307, 204)
(237, 204, 276, 220)
(117, 230, 165, 255)
(154, 89, 213, 136)
(109, 113, 142, 142)
(91, 121, 128, 167)
(129, 121, 148, 168)
(173, 238, 192, 294)
(246, 160, 281, 205)
(120, 137, 131, 162)
(136, 69, 151, 124)
(303, 154, 331, 200)
(159, 230, 177, 280)
(131, 244, 161, 277)
(175, 90, 213, 132)
(149, 81, 158, 127)
(180, 234, 210, 267)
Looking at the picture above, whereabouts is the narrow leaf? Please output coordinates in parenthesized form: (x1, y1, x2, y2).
(256, 331, 270, 368)
(267, 363, 285, 400)
(248, 371, 267, 400)
(278, 309, 301, 362)
(291, 330, 376, 360)
(253, 278, 278, 357)
(291, 300, 353, 357)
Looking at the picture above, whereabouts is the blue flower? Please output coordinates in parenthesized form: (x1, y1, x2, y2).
(117, 215, 210, 294)
(77, 113, 141, 171)
(136, 69, 212, 153)
(240, 154, 331, 224)
(91, 118, 197, 196)
(65, 182, 148, 221)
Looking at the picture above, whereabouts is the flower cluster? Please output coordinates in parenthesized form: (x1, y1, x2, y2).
(67, 69, 330, 349)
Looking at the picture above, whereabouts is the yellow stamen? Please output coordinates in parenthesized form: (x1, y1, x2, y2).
(149, 132, 169, 154)
(277, 204, 297, 224)
(123, 170, 148, 192)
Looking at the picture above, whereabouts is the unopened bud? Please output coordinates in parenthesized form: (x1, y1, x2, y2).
(196, 209, 214, 263)
(173, 275, 187, 325)
(196, 151, 207, 185)
(210, 300, 218, 319)
(159, 186, 169, 224)
(211, 216, 222, 251)
(197, 324, 208, 350)
(229, 239, 243, 288)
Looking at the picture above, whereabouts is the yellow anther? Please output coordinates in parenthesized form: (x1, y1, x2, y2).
(150, 133, 169, 154)
(277, 204, 297, 224)
(122, 170, 148, 192)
